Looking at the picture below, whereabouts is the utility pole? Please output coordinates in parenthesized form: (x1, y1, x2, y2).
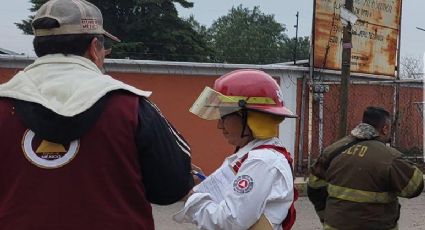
(392, 0, 403, 147)
(293, 11, 299, 65)
(338, 0, 354, 138)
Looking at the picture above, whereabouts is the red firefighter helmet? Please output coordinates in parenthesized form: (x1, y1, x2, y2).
(213, 69, 297, 118)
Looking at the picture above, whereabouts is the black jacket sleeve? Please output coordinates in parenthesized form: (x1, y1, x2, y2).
(307, 159, 328, 223)
(136, 97, 194, 205)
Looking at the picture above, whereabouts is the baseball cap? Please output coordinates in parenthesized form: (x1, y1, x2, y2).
(32, 0, 120, 42)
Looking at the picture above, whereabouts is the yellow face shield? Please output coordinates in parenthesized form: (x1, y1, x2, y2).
(189, 87, 276, 120)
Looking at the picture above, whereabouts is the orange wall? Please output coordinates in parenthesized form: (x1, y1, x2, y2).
(0, 68, 19, 83)
(109, 72, 234, 174)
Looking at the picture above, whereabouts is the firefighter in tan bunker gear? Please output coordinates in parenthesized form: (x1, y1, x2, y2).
(307, 106, 424, 230)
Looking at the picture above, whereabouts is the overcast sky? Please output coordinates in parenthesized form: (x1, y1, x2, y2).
(0, 0, 424, 59)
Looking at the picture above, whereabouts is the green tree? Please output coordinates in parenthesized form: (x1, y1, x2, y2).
(207, 5, 309, 64)
(281, 36, 311, 63)
(16, 0, 212, 62)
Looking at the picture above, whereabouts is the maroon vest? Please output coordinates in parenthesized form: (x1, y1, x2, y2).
(0, 93, 154, 230)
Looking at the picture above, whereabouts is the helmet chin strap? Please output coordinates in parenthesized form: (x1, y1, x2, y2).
(233, 100, 253, 153)
(239, 100, 250, 138)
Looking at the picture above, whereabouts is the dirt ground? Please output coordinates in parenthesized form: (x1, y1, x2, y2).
(152, 192, 425, 230)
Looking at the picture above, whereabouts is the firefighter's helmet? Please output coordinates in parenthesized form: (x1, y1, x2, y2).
(214, 69, 296, 117)
(190, 69, 297, 120)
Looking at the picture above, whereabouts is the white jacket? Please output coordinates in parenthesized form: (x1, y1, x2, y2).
(174, 137, 294, 230)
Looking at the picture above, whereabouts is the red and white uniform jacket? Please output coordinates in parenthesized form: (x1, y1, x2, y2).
(174, 137, 294, 230)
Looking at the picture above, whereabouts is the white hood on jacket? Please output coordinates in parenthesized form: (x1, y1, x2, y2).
(0, 54, 151, 117)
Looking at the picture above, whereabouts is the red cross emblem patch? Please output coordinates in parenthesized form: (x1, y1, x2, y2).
(233, 175, 254, 193)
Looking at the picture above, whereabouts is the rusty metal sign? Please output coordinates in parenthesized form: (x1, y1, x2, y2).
(313, 0, 402, 76)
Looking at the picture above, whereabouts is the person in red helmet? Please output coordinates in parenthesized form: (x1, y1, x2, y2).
(174, 69, 298, 230)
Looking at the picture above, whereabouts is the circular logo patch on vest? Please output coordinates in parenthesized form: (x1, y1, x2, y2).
(22, 130, 80, 169)
(233, 175, 254, 194)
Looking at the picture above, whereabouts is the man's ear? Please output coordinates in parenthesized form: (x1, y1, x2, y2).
(87, 37, 100, 62)
(381, 123, 389, 136)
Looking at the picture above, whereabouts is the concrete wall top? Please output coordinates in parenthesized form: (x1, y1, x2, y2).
(0, 54, 308, 77)
(1, 54, 422, 88)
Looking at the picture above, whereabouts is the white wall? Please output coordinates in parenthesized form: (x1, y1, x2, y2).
(278, 71, 303, 158)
